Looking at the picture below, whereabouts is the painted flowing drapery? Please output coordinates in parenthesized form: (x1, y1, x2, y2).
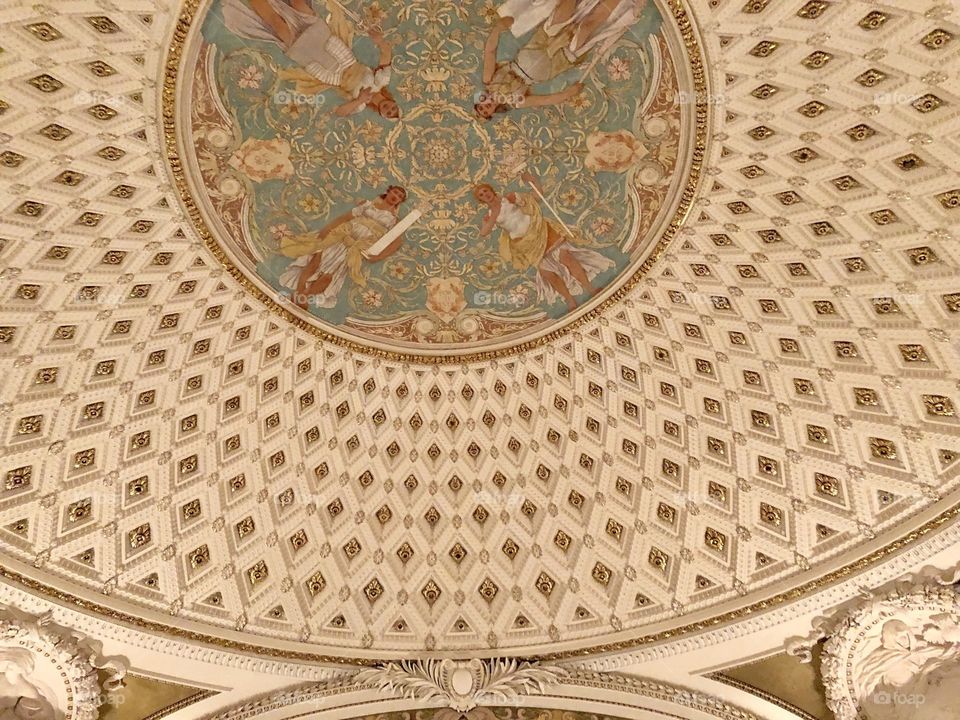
(187, 0, 684, 348)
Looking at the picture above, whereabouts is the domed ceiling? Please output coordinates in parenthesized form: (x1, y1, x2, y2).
(1, 0, 959, 662)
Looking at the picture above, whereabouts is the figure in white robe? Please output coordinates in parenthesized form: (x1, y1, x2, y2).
(477, 0, 649, 118)
(475, 175, 614, 310)
(222, 0, 399, 119)
(496, 0, 561, 38)
(498, 0, 648, 62)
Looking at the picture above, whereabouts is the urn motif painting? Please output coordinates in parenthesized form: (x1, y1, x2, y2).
(172, 0, 704, 359)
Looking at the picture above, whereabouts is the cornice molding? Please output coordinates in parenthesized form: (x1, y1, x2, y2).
(202, 670, 769, 720)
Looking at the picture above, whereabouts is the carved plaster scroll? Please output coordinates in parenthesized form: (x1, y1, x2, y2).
(786, 569, 960, 720)
(353, 658, 569, 712)
(0, 604, 127, 720)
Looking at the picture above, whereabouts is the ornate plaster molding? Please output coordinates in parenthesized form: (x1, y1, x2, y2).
(202, 669, 766, 720)
(0, 604, 127, 720)
(353, 659, 568, 712)
(786, 568, 960, 720)
(0, 582, 350, 682)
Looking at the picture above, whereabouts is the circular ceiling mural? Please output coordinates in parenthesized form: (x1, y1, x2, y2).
(169, 0, 704, 360)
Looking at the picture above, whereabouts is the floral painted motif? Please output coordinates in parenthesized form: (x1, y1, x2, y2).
(585, 130, 648, 173)
(607, 56, 632, 81)
(426, 277, 468, 323)
(238, 64, 263, 88)
(185, 0, 688, 353)
(227, 138, 294, 183)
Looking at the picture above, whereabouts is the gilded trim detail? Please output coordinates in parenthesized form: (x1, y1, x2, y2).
(162, 0, 709, 364)
(142, 690, 218, 720)
(706, 672, 820, 720)
(2, 501, 957, 665)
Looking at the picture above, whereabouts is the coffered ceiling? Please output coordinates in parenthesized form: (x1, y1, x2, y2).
(0, 0, 958, 662)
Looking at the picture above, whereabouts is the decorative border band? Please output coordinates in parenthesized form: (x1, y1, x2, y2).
(161, 0, 709, 364)
(200, 671, 768, 720)
(706, 672, 819, 720)
(142, 690, 218, 720)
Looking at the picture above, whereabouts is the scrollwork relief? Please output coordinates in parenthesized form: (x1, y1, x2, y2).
(0, 605, 127, 720)
(354, 658, 568, 712)
(786, 568, 960, 720)
(203, 669, 765, 720)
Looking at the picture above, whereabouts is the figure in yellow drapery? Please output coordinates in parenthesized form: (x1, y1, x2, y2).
(222, 0, 400, 119)
(475, 174, 614, 311)
(277, 186, 409, 310)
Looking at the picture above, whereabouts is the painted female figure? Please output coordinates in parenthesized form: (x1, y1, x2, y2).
(222, 0, 400, 119)
(476, 16, 584, 119)
(475, 174, 613, 311)
(499, 0, 649, 61)
(279, 186, 408, 310)
(476, 0, 649, 119)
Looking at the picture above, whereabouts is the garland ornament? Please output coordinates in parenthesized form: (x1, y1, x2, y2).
(785, 569, 960, 720)
(0, 604, 127, 720)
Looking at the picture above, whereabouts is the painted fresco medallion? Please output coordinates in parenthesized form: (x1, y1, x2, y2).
(172, 0, 704, 360)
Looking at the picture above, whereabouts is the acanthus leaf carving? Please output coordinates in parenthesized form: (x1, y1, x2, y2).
(353, 658, 568, 712)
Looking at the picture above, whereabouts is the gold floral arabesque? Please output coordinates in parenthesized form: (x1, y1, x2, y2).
(3, 500, 958, 665)
(162, 0, 709, 365)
